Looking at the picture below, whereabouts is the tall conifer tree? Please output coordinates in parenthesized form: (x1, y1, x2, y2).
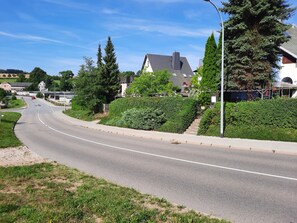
(100, 37, 120, 103)
(97, 44, 103, 68)
(199, 33, 218, 105)
(222, 0, 295, 91)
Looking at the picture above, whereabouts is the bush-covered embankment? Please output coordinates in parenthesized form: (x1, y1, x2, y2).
(198, 98, 297, 142)
(100, 97, 198, 133)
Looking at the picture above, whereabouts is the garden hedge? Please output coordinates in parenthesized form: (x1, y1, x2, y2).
(100, 97, 198, 133)
(198, 98, 297, 141)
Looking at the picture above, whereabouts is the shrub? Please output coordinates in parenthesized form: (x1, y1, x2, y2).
(122, 108, 166, 130)
(100, 97, 198, 133)
(198, 98, 297, 140)
(11, 95, 17, 100)
(36, 92, 43, 98)
(71, 96, 85, 111)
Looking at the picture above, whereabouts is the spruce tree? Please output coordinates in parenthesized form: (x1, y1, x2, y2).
(199, 33, 218, 105)
(100, 37, 120, 103)
(97, 44, 103, 68)
(222, 0, 295, 91)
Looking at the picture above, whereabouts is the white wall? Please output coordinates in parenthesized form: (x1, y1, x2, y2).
(279, 61, 297, 85)
(144, 58, 153, 72)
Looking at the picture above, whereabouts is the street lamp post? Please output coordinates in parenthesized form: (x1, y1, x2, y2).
(204, 0, 224, 137)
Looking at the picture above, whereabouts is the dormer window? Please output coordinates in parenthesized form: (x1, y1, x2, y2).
(183, 74, 187, 78)
(173, 73, 177, 76)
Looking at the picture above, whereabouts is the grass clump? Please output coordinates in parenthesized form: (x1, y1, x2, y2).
(0, 163, 229, 223)
(0, 112, 22, 148)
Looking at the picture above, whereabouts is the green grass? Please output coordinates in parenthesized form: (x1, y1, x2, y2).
(7, 99, 26, 109)
(0, 163, 229, 223)
(0, 112, 22, 148)
(63, 109, 95, 121)
(0, 78, 17, 83)
(204, 125, 297, 142)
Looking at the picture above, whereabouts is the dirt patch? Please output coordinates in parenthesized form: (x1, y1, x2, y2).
(0, 146, 47, 167)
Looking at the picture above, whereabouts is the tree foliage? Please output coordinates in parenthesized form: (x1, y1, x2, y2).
(0, 88, 6, 101)
(199, 33, 219, 105)
(16, 74, 27, 82)
(59, 70, 74, 91)
(125, 69, 174, 97)
(74, 57, 104, 113)
(27, 67, 47, 91)
(99, 37, 120, 103)
(222, 0, 295, 90)
(97, 44, 103, 68)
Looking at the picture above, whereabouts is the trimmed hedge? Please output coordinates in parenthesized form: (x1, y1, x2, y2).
(198, 98, 297, 141)
(100, 97, 198, 133)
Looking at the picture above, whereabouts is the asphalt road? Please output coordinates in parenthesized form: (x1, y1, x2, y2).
(14, 97, 297, 223)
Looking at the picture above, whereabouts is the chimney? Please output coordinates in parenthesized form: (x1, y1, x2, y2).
(172, 52, 181, 70)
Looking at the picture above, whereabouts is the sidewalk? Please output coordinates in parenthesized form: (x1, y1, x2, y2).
(52, 108, 297, 156)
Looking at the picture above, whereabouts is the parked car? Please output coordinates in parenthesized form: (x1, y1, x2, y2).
(31, 96, 36, 100)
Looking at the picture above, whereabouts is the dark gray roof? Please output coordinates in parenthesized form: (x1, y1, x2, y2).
(9, 82, 32, 87)
(142, 53, 194, 87)
(280, 25, 297, 58)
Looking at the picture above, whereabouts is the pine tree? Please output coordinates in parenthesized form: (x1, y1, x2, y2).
(100, 37, 120, 103)
(222, 0, 295, 91)
(97, 44, 103, 68)
(199, 33, 219, 105)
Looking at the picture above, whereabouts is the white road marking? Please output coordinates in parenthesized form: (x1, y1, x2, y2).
(37, 111, 297, 182)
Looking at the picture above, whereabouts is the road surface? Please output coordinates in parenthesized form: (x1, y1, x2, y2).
(14, 97, 297, 223)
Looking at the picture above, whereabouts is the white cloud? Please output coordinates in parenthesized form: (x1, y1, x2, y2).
(111, 19, 215, 38)
(0, 31, 64, 44)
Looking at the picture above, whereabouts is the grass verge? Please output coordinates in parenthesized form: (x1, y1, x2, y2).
(204, 125, 297, 142)
(7, 99, 26, 109)
(63, 109, 94, 121)
(0, 112, 22, 148)
(0, 163, 229, 223)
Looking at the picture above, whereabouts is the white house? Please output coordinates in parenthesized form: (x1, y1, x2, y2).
(279, 25, 297, 97)
(141, 52, 194, 93)
(38, 81, 47, 92)
(279, 25, 297, 85)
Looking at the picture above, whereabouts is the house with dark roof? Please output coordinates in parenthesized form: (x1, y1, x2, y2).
(141, 52, 194, 92)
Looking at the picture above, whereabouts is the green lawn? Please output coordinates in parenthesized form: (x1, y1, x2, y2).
(0, 78, 17, 83)
(0, 163, 229, 223)
(0, 112, 22, 148)
(7, 99, 26, 109)
(63, 109, 95, 121)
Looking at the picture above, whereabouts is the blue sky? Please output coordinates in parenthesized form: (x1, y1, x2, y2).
(0, 0, 296, 75)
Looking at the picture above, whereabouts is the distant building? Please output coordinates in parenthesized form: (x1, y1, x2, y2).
(38, 81, 47, 92)
(0, 82, 32, 92)
(120, 75, 134, 97)
(141, 52, 194, 92)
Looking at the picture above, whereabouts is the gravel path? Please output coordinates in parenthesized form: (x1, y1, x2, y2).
(0, 146, 47, 167)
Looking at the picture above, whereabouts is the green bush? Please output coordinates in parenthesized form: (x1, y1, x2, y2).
(36, 92, 43, 98)
(71, 96, 85, 111)
(11, 95, 17, 100)
(122, 108, 166, 130)
(100, 97, 198, 133)
(198, 98, 297, 141)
